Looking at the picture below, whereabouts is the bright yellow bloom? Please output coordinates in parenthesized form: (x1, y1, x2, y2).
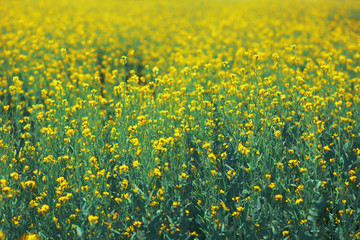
(275, 194, 283, 201)
(350, 176, 357, 182)
(180, 172, 189, 179)
(173, 201, 180, 208)
(0, 179, 6, 188)
(38, 204, 50, 216)
(0, 231, 5, 240)
(253, 186, 261, 192)
(236, 206, 244, 212)
(133, 221, 142, 228)
(282, 230, 289, 237)
(132, 160, 141, 168)
(121, 179, 129, 189)
(10, 172, 19, 180)
(153, 167, 162, 178)
(300, 219, 308, 225)
(20, 233, 41, 240)
(88, 215, 99, 225)
(238, 143, 250, 155)
(323, 145, 331, 152)
(274, 130, 281, 138)
(24, 180, 36, 191)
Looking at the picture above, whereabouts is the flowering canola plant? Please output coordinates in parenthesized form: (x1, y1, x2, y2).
(0, 0, 360, 239)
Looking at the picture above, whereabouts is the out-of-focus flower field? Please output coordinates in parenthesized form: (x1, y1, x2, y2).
(1, 0, 360, 239)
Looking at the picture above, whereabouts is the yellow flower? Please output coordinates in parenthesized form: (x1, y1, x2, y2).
(277, 162, 284, 169)
(10, 172, 19, 180)
(300, 219, 308, 225)
(121, 179, 129, 189)
(88, 215, 99, 225)
(130, 138, 139, 146)
(349, 170, 356, 175)
(119, 165, 129, 173)
(323, 145, 331, 152)
(232, 211, 240, 217)
(253, 186, 261, 192)
(236, 206, 244, 212)
(208, 153, 217, 162)
(185, 210, 190, 216)
(173, 201, 180, 208)
(150, 201, 159, 207)
(238, 143, 250, 155)
(180, 172, 189, 179)
(275, 194, 283, 202)
(268, 182, 276, 189)
(153, 167, 162, 178)
(133, 221, 142, 228)
(0, 179, 6, 188)
(20, 233, 41, 240)
(350, 176, 357, 182)
(282, 230, 289, 237)
(38, 204, 50, 216)
(24, 180, 36, 191)
(211, 170, 218, 176)
(274, 130, 281, 138)
(0, 231, 6, 240)
(2, 186, 11, 192)
(321, 181, 327, 187)
(132, 160, 141, 168)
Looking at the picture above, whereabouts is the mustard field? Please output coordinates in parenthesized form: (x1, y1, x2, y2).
(1, 0, 360, 239)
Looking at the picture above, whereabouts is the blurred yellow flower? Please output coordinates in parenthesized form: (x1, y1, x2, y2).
(275, 194, 283, 202)
(37, 204, 50, 216)
(253, 186, 261, 192)
(274, 130, 281, 138)
(0, 231, 5, 240)
(132, 160, 141, 168)
(20, 233, 41, 240)
(88, 215, 99, 225)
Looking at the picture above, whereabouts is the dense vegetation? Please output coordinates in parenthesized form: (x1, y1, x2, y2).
(1, 0, 360, 239)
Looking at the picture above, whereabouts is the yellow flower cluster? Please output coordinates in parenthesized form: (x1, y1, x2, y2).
(0, 0, 359, 239)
